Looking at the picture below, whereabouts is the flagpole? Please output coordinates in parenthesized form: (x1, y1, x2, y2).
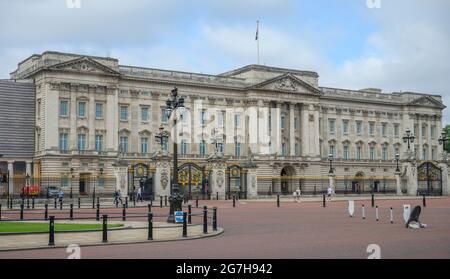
(256, 20, 260, 65)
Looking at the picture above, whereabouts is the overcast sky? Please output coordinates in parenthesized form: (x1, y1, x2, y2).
(1, 0, 449, 124)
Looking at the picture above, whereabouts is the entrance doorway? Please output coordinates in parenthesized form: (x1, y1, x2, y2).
(79, 174, 89, 195)
(280, 165, 296, 195)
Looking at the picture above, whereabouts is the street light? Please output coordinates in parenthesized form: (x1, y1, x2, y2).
(402, 128, 415, 151)
(328, 153, 334, 174)
(163, 87, 185, 223)
(395, 153, 400, 173)
(155, 124, 169, 155)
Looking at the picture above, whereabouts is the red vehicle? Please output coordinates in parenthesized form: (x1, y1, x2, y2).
(21, 184, 40, 197)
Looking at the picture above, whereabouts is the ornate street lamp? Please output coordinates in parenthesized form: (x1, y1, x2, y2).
(155, 124, 169, 156)
(395, 153, 400, 173)
(328, 153, 334, 174)
(163, 87, 185, 223)
(438, 130, 449, 161)
(402, 128, 415, 151)
(69, 167, 74, 199)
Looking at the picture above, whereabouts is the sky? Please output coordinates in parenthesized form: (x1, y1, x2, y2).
(0, 0, 449, 123)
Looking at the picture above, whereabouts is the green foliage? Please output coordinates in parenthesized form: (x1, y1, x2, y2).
(444, 125, 450, 153)
(0, 222, 122, 233)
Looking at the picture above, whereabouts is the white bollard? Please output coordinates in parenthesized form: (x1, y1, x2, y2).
(348, 200, 355, 217)
(390, 207, 394, 224)
(376, 206, 379, 222)
(362, 204, 366, 220)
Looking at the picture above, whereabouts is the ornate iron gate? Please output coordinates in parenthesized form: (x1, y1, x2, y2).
(226, 165, 247, 199)
(417, 162, 443, 196)
(178, 163, 204, 199)
(128, 163, 154, 200)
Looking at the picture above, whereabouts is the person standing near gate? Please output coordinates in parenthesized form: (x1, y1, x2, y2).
(296, 187, 301, 203)
(327, 186, 334, 202)
(136, 187, 142, 202)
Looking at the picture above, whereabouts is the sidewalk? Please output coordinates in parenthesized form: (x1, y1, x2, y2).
(0, 220, 223, 251)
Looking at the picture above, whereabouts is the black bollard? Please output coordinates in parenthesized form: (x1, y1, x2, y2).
(216, 192, 219, 201)
(97, 196, 100, 207)
(196, 197, 199, 208)
(122, 204, 126, 221)
(323, 194, 326, 208)
(20, 203, 24, 220)
(148, 213, 153, 240)
(70, 204, 73, 220)
(233, 195, 236, 207)
(125, 197, 128, 209)
(92, 196, 95, 209)
(182, 212, 188, 238)
(277, 195, 280, 208)
(10, 197, 13, 209)
(32, 198, 35, 209)
(44, 203, 48, 220)
(78, 197, 81, 209)
(133, 196, 136, 207)
(165, 196, 168, 207)
(60, 199, 63, 210)
(54, 198, 57, 209)
(371, 194, 375, 208)
(160, 196, 163, 208)
(148, 203, 152, 213)
(188, 205, 192, 224)
(96, 203, 100, 221)
(0, 204, 2, 221)
(423, 195, 427, 207)
(213, 207, 218, 231)
(48, 216, 55, 246)
(203, 206, 208, 234)
(102, 215, 108, 243)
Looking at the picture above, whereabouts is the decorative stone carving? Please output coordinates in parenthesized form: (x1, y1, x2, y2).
(216, 170, 224, 188)
(160, 169, 169, 190)
(275, 77, 297, 91)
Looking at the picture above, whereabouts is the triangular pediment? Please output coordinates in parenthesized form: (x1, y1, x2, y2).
(49, 57, 121, 76)
(247, 74, 322, 95)
(409, 96, 446, 109)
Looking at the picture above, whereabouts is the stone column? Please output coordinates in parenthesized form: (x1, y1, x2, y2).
(154, 157, 171, 200)
(246, 166, 258, 199)
(301, 104, 309, 156)
(26, 161, 32, 177)
(208, 159, 227, 199)
(7, 161, 14, 196)
(404, 160, 418, 196)
(395, 172, 402, 195)
(289, 103, 296, 156)
(114, 160, 129, 197)
(106, 87, 118, 154)
(438, 162, 449, 196)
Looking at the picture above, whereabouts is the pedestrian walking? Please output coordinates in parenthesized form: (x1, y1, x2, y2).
(295, 187, 301, 203)
(327, 186, 334, 202)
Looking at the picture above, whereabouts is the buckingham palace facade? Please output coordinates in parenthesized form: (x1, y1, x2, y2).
(2, 51, 448, 198)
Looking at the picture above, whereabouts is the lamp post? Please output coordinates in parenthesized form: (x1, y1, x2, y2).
(395, 153, 400, 173)
(163, 87, 185, 223)
(70, 168, 74, 199)
(328, 153, 334, 174)
(438, 130, 449, 160)
(403, 128, 415, 151)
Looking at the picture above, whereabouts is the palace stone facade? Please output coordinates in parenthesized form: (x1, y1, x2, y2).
(4, 51, 448, 198)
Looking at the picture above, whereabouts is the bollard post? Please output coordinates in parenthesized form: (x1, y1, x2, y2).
(148, 213, 153, 240)
(133, 195, 136, 207)
(122, 204, 126, 221)
(44, 203, 48, 220)
(20, 203, 24, 220)
(78, 197, 81, 209)
(59, 199, 63, 210)
(213, 207, 218, 231)
(277, 195, 280, 208)
(148, 203, 152, 213)
(196, 197, 199, 208)
(323, 194, 326, 208)
(165, 196, 168, 207)
(48, 216, 55, 246)
(125, 197, 128, 209)
(216, 192, 219, 201)
(160, 196, 163, 208)
(390, 207, 394, 224)
(371, 194, 375, 208)
(70, 204, 73, 220)
(32, 198, 35, 209)
(10, 197, 13, 209)
(92, 196, 95, 209)
(233, 195, 236, 207)
(102, 215, 108, 243)
(97, 196, 100, 207)
(203, 206, 208, 234)
(423, 195, 426, 207)
(96, 203, 100, 221)
(188, 205, 192, 224)
(0, 204, 2, 221)
(362, 204, 366, 220)
(54, 198, 57, 209)
(376, 206, 379, 222)
(182, 212, 188, 238)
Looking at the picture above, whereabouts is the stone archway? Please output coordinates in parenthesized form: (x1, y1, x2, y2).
(352, 171, 365, 194)
(280, 165, 296, 195)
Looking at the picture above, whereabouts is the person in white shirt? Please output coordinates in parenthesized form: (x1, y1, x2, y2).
(295, 188, 301, 203)
(327, 186, 333, 202)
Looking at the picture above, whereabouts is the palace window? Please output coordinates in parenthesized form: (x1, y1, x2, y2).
(95, 103, 103, 119)
(59, 133, 68, 151)
(432, 147, 437, 160)
(161, 108, 168, 123)
(60, 176, 69, 188)
(141, 106, 149, 122)
(217, 111, 225, 127)
(356, 145, 362, 160)
(140, 137, 148, 154)
(431, 126, 436, 139)
(119, 137, 128, 153)
(382, 145, 388, 160)
(381, 123, 387, 137)
(394, 124, 400, 137)
(234, 114, 241, 128)
(369, 146, 376, 160)
(343, 145, 349, 160)
(120, 105, 128, 121)
(369, 122, 375, 136)
(95, 135, 103, 152)
(294, 117, 299, 130)
(342, 120, 349, 135)
(77, 134, 86, 151)
(422, 146, 428, 160)
(329, 119, 336, 134)
(181, 140, 188, 155)
(295, 143, 300, 156)
(78, 102, 86, 118)
(280, 116, 286, 129)
(60, 100, 68, 117)
(329, 145, 336, 158)
(422, 125, 427, 139)
(356, 121, 362, 136)
(235, 141, 241, 157)
(199, 140, 206, 156)
(281, 143, 286, 156)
